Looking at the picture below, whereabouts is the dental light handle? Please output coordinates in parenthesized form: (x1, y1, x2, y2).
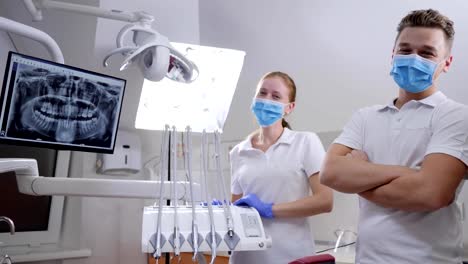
(154, 125, 169, 259)
(116, 23, 158, 48)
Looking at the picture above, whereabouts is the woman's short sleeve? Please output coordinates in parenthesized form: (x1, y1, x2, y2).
(302, 133, 326, 177)
(229, 147, 243, 195)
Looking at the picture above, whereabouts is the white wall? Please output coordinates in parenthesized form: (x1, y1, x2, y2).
(200, 0, 468, 139)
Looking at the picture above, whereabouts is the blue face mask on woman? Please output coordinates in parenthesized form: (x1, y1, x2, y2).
(251, 98, 286, 127)
(390, 54, 443, 93)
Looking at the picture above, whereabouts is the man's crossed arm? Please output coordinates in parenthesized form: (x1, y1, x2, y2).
(320, 144, 466, 212)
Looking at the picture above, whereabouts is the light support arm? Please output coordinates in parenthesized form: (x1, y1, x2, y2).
(0, 158, 201, 200)
(22, 0, 198, 83)
(22, 177, 200, 200)
(0, 17, 64, 63)
(23, 0, 154, 24)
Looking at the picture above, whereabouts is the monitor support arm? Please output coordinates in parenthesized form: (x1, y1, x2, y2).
(0, 158, 200, 200)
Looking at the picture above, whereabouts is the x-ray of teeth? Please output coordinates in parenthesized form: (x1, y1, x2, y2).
(5, 63, 122, 147)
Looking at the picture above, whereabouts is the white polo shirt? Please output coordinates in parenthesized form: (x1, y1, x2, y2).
(230, 128, 325, 264)
(335, 91, 468, 264)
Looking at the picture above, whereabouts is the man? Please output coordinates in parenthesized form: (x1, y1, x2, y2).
(320, 9, 468, 264)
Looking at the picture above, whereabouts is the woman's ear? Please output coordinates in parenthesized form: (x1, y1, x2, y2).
(285, 102, 296, 115)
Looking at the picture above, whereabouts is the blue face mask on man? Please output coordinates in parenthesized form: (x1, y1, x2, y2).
(390, 54, 443, 93)
(251, 98, 286, 127)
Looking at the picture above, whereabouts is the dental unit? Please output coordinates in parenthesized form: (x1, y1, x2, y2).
(0, 126, 272, 260)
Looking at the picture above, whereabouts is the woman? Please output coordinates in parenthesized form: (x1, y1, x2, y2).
(230, 71, 333, 264)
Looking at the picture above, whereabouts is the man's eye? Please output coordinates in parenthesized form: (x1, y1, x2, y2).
(398, 50, 412, 54)
(420, 52, 434, 58)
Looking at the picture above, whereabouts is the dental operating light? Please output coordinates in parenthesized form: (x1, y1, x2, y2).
(135, 43, 245, 133)
(23, 0, 199, 83)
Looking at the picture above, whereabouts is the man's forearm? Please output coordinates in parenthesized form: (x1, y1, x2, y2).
(360, 153, 467, 212)
(320, 156, 410, 193)
(359, 171, 446, 211)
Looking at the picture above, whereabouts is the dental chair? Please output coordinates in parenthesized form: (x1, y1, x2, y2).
(289, 254, 335, 264)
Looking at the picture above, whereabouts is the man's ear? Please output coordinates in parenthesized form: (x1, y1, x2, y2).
(442, 55, 453, 73)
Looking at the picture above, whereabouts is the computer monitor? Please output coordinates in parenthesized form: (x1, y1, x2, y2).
(0, 51, 126, 154)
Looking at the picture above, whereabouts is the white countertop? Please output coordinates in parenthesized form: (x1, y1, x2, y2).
(5, 248, 91, 263)
(315, 244, 468, 264)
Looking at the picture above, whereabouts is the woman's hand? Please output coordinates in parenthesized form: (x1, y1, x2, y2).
(234, 193, 274, 219)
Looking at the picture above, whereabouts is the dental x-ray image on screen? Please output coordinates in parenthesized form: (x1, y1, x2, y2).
(0, 52, 126, 153)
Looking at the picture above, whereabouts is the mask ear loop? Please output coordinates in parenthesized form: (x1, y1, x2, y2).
(437, 57, 450, 68)
(431, 57, 450, 81)
(283, 101, 294, 116)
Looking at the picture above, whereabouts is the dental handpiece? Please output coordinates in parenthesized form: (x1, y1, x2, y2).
(171, 126, 181, 257)
(154, 125, 169, 259)
(213, 130, 235, 237)
(185, 126, 201, 260)
(202, 130, 217, 264)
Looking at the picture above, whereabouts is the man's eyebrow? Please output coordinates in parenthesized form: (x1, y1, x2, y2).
(397, 43, 438, 53)
(397, 42, 412, 48)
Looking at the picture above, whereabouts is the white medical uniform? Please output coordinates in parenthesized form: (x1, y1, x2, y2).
(335, 91, 468, 264)
(229, 128, 325, 264)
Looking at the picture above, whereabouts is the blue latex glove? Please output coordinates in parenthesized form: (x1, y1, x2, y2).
(233, 193, 274, 219)
(200, 199, 224, 206)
